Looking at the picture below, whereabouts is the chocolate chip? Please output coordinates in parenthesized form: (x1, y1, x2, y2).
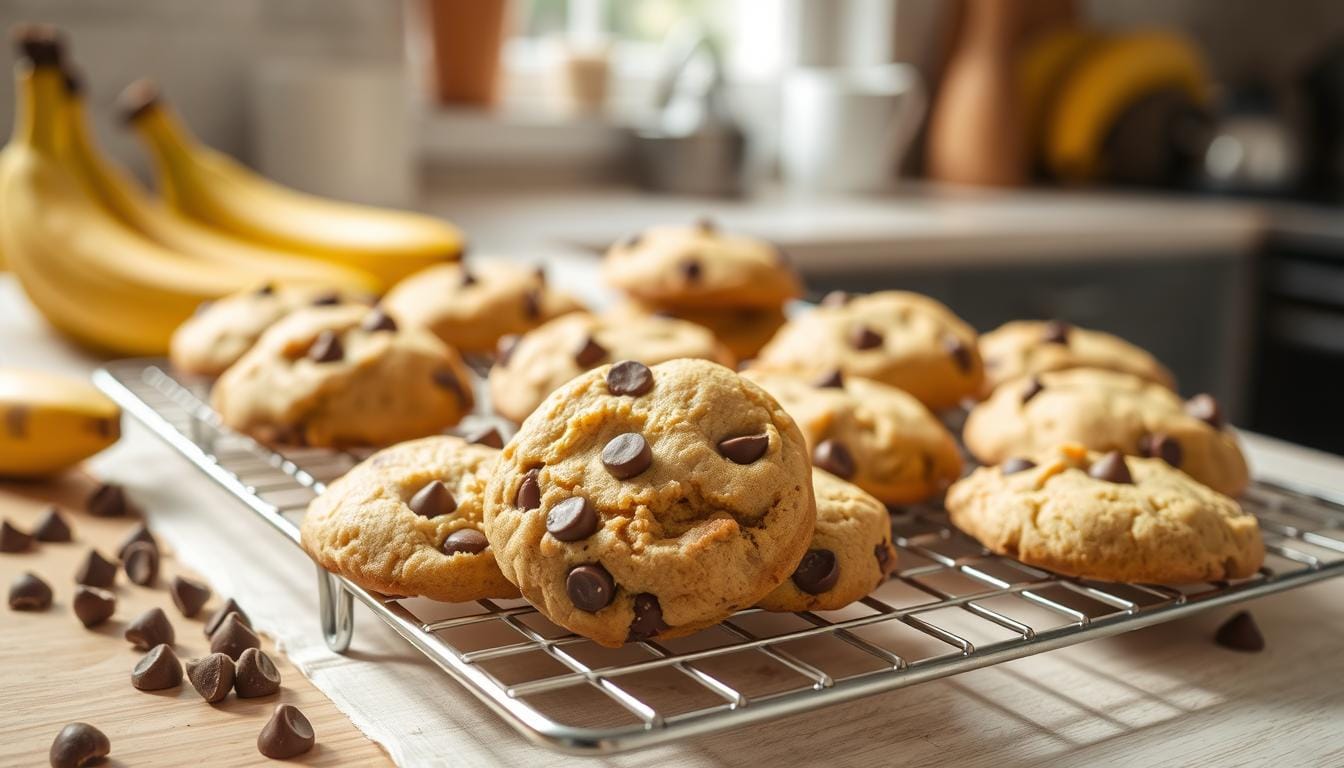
(116, 523, 157, 561)
(814, 369, 844, 388)
(0, 519, 33, 552)
(813, 439, 856, 479)
(1214, 611, 1264, 652)
(606, 360, 654, 396)
(211, 613, 261, 660)
(1021, 376, 1044, 404)
(717, 433, 769, 464)
(125, 607, 175, 650)
(307, 330, 343, 363)
(432, 369, 467, 404)
(875, 543, 891, 570)
(122, 542, 159, 586)
(792, 549, 840, 595)
(1041, 320, 1071, 345)
(131, 644, 182, 691)
(360, 308, 398, 332)
(255, 283, 275, 296)
(546, 497, 599, 542)
(170, 575, 211, 618)
(73, 586, 116, 628)
(311, 291, 341, 306)
(86, 482, 128, 517)
(820, 290, 850, 308)
(496, 334, 520, 366)
(33, 507, 72, 542)
(9, 571, 52, 610)
(849, 325, 883, 350)
(696, 216, 717, 233)
(409, 480, 457, 518)
(49, 722, 110, 768)
(522, 289, 541, 320)
(1001, 457, 1037, 475)
(186, 652, 235, 703)
(75, 550, 117, 588)
(460, 268, 478, 287)
(680, 259, 703, 283)
(566, 564, 615, 612)
(235, 647, 282, 698)
(1088, 451, 1133, 484)
(627, 593, 666, 641)
(462, 425, 504, 448)
(515, 468, 541, 510)
(442, 528, 489, 555)
(944, 334, 973, 373)
(1186, 393, 1224, 429)
(257, 704, 316, 759)
(1139, 433, 1183, 467)
(574, 335, 608, 367)
(204, 598, 251, 637)
(602, 433, 652, 479)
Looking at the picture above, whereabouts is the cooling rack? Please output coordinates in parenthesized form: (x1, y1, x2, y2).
(94, 358, 1344, 755)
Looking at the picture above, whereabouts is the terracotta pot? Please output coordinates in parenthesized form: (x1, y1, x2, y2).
(424, 0, 510, 106)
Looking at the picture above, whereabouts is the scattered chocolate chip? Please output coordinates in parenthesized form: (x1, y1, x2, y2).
(9, 571, 52, 610)
(606, 360, 654, 396)
(1088, 451, 1133, 484)
(792, 549, 840, 594)
(1041, 320, 1071, 345)
(459, 268, 478, 287)
(131, 643, 182, 691)
(566, 564, 615, 612)
(522, 289, 541, 320)
(496, 334, 520, 366)
(602, 433, 652, 479)
(1139, 433, 1183, 467)
(86, 482, 128, 517)
(1001, 457, 1037, 475)
(442, 528, 489, 555)
(0, 519, 33, 552)
(186, 652, 235, 703)
(258, 704, 316, 759)
(1021, 377, 1044, 404)
(515, 468, 541, 510)
(820, 290, 850, 308)
(310, 291, 341, 306)
(307, 330, 344, 363)
(813, 439, 856, 479)
(49, 721, 110, 768)
(717, 433, 770, 464)
(255, 283, 275, 297)
(574, 335, 608, 367)
(696, 216, 717, 233)
(170, 575, 211, 618)
(5, 405, 27, 437)
(1186, 393, 1224, 429)
(1214, 611, 1264, 652)
(627, 593, 666, 641)
(122, 542, 159, 586)
(73, 586, 116, 628)
(461, 425, 504, 448)
(944, 334, 973, 373)
(849, 325, 883, 350)
(211, 613, 261, 660)
(235, 647, 282, 698)
(431, 369, 467, 404)
(33, 507, 72, 542)
(360, 308, 398, 332)
(546, 497, 599, 542)
(75, 550, 117, 588)
(814, 369, 844, 388)
(680, 259, 703, 283)
(204, 598, 251, 637)
(125, 607, 175, 650)
(115, 523, 157, 561)
(408, 480, 457, 518)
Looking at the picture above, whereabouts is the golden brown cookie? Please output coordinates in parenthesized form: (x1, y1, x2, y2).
(978, 319, 1175, 395)
(946, 445, 1264, 584)
(483, 359, 816, 647)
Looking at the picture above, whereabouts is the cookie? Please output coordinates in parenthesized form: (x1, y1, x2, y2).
(602, 220, 802, 309)
(487, 311, 734, 424)
(300, 436, 518, 601)
(212, 304, 473, 447)
(945, 445, 1264, 584)
(743, 369, 962, 504)
(757, 469, 897, 612)
(613, 300, 787, 361)
(170, 284, 364, 376)
(978, 319, 1175, 396)
(482, 359, 816, 647)
(752, 291, 984, 411)
(383, 259, 584, 355)
(964, 369, 1248, 496)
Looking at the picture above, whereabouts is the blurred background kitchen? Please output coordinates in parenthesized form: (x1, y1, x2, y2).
(2, 0, 1342, 454)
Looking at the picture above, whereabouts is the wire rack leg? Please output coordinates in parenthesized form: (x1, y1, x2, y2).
(317, 565, 355, 652)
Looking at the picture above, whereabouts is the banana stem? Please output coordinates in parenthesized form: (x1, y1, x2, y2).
(11, 63, 65, 155)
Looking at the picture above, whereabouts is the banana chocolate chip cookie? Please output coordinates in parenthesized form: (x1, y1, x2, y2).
(946, 445, 1264, 584)
(301, 436, 518, 601)
(483, 359, 816, 647)
(212, 304, 473, 447)
(978, 319, 1175, 395)
(758, 469, 897, 612)
(752, 291, 984, 411)
(743, 369, 962, 504)
(964, 368, 1248, 496)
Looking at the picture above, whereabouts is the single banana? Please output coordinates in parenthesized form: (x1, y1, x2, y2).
(122, 81, 464, 290)
(0, 367, 121, 477)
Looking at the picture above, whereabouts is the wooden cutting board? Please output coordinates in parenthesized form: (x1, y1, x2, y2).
(0, 471, 391, 767)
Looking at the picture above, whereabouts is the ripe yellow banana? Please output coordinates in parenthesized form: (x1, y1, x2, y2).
(122, 81, 464, 290)
(0, 367, 120, 477)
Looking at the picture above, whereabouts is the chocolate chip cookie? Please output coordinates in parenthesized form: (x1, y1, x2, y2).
(383, 259, 584, 355)
(946, 445, 1264, 584)
(978, 320, 1175, 396)
(212, 304, 473, 447)
(301, 436, 518, 601)
(752, 291, 984, 411)
(964, 368, 1248, 496)
(487, 311, 734, 424)
(743, 369, 962, 504)
(758, 469, 897, 612)
(483, 359, 816, 647)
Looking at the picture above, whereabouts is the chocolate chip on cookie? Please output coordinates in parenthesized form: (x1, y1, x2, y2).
(522, 289, 542, 320)
(515, 468, 542, 510)
(409, 480, 457, 518)
(460, 269, 478, 287)
(462, 425, 505, 449)
(813, 439, 855, 479)
(361, 309, 398, 333)
(849, 325, 883, 350)
(566, 564, 615, 612)
(1001, 457, 1036, 475)
(606, 360, 654, 396)
(1041, 319, 1071, 345)
(1088, 451, 1133, 484)
(1139, 433, 1183, 467)
(1186, 393, 1224, 429)
(627, 594, 666, 641)
(944, 334, 973, 373)
(717, 433, 769, 464)
(442, 529, 489, 555)
(1021, 376, 1044, 404)
(792, 549, 839, 595)
(813, 369, 844, 389)
(307, 330, 343, 363)
(311, 291, 342, 306)
(875, 543, 891, 569)
(574, 335, 608, 367)
(680, 259, 703, 283)
(546, 497, 599, 542)
(602, 433, 652, 479)
(432, 369, 468, 404)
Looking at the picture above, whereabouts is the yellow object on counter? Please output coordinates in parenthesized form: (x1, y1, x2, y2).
(0, 368, 121, 477)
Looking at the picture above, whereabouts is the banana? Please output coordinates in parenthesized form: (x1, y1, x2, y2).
(122, 81, 464, 290)
(0, 367, 121, 477)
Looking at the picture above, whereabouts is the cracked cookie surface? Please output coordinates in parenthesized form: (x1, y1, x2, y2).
(978, 320, 1175, 396)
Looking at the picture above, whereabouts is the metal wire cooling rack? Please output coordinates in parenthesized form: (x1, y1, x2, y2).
(94, 358, 1344, 755)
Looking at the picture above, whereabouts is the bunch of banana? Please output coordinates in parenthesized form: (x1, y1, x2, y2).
(0, 367, 120, 477)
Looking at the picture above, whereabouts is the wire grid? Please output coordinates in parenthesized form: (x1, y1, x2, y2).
(94, 358, 1344, 755)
